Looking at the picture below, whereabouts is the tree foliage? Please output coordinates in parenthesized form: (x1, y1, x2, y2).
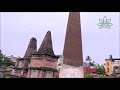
(86, 56, 92, 62)
(0, 50, 15, 66)
(95, 64, 105, 75)
(85, 56, 105, 75)
(4, 72, 11, 77)
(86, 56, 95, 66)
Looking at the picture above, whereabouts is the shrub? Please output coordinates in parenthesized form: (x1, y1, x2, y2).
(4, 72, 11, 78)
(84, 74, 94, 78)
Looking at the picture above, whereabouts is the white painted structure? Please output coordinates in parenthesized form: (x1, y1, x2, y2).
(59, 64, 84, 78)
(58, 55, 84, 78)
(112, 61, 120, 72)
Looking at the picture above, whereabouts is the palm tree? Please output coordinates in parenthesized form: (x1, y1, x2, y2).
(109, 55, 113, 59)
(86, 56, 93, 67)
(91, 61, 95, 67)
(86, 56, 92, 62)
(93, 61, 95, 64)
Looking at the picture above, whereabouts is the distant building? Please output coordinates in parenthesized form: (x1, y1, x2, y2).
(7, 55, 20, 63)
(0, 72, 4, 78)
(84, 67, 97, 75)
(0, 66, 13, 78)
(0, 66, 6, 78)
(83, 62, 97, 75)
(104, 56, 120, 76)
(7, 65, 14, 72)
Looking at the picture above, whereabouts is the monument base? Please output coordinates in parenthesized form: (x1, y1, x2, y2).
(59, 64, 84, 78)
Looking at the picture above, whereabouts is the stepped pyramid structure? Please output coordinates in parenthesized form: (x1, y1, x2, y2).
(11, 37, 37, 78)
(24, 37, 37, 58)
(59, 12, 84, 78)
(37, 31, 55, 56)
(27, 31, 59, 78)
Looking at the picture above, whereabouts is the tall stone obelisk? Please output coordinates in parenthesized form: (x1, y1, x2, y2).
(59, 12, 84, 78)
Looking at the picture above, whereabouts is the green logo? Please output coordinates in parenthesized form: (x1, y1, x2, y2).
(97, 16, 113, 29)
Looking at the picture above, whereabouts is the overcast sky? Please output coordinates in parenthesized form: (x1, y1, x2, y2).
(0, 12, 120, 65)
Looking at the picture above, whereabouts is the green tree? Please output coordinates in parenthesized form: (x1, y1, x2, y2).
(95, 64, 105, 75)
(0, 50, 4, 66)
(0, 50, 15, 66)
(3, 57, 15, 66)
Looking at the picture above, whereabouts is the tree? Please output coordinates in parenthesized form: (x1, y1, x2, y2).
(0, 50, 4, 66)
(85, 56, 95, 66)
(3, 57, 15, 66)
(0, 50, 15, 66)
(93, 61, 95, 64)
(109, 55, 113, 59)
(86, 56, 92, 62)
(95, 64, 105, 75)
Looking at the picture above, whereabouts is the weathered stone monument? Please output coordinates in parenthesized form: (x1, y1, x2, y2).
(59, 12, 84, 78)
(24, 37, 37, 58)
(12, 12, 83, 78)
(11, 37, 37, 78)
(27, 31, 59, 78)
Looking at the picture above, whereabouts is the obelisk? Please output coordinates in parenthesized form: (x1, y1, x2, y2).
(59, 12, 84, 78)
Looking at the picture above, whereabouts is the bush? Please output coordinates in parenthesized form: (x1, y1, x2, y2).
(4, 72, 11, 78)
(84, 74, 94, 78)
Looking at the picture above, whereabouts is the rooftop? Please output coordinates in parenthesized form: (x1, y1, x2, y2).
(105, 58, 120, 61)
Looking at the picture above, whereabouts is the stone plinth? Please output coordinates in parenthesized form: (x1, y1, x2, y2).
(59, 64, 84, 78)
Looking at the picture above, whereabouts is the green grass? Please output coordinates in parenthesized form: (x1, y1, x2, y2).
(84, 74, 94, 78)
